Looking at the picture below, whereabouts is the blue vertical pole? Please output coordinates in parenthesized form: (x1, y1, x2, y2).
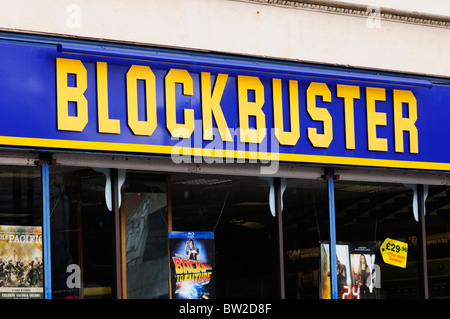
(42, 163, 52, 299)
(327, 171, 338, 299)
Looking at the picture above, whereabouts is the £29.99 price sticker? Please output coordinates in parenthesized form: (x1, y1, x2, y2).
(380, 238, 408, 268)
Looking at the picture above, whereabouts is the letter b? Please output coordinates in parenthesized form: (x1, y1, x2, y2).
(56, 58, 88, 132)
(223, 304, 230, 313)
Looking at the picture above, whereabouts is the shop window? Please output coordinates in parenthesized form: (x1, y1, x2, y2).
(282, 179, 433, 299)
(0, 166, 43, 299)
(333, 181, 418, 299)
(425, 185, 450, 299)
(171, 173, 279, 298)
(49, 167, 114, 299)
(0, 166, 42, 226)
(45, 166, 450, 300)
(282, 179, 328, 299)
(122, 172, 168, 299)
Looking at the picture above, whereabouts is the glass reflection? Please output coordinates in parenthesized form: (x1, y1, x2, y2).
(122, 173, 168, 299)
(171, 174, 278, 298)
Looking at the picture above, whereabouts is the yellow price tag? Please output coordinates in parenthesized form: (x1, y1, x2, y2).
(380, 238, 408, 268)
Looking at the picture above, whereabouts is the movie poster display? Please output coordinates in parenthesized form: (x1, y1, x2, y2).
(0, 225, 43, 299)
(169, 231, 215, 299)
(320, 241, 377, 299)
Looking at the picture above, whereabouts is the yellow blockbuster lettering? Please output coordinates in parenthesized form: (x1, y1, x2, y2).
(97, 62, 120, 134)
(237, 75, 266, 143)
(272, 79, 300, 146)
(336, 84, 360, 150)
(56, 58, 88, 132)
(306, 82, 333, 148)
(165, 69, 195, 139)
(126, 65, 157, 136)
(201, 72, 232, 142)
(366, 87, 387, 152)
(393, 89, 418, 153)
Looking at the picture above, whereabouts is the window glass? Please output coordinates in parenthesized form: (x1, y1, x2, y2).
(171, 173, 278, 298)
(282, 179, 328, 299)
(0, 166, 42, 225)
(122, 172, 168, 299)
(425, 185, 450, 299)
(50, 167, 114, 299)
(0, 166, 43, 298)
(46, 166, 450, 299)
(333, 181, 418, 299)
(282, 179, 425, 299)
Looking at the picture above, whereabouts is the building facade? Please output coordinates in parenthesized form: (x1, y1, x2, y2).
(0, 0, 449, 299)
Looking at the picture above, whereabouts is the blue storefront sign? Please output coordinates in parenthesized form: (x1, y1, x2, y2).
(0, 36, 449, 171)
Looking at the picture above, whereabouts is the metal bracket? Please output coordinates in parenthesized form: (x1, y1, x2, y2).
(93, 168, 126, 211)
(36, 159, 56, 166)
(324, 174, 340, 180)
(36, 153, 56, 166)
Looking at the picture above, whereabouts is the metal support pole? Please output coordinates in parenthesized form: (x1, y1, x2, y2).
(275, 177, 285, 299)
(111, 168, 123, 299)
(42, 162, 52, 299)
(326, 170, 338, 299)
(417, 184, 429, 299)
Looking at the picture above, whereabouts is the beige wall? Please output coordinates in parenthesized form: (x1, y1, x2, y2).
(0, 0, 449, 77)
